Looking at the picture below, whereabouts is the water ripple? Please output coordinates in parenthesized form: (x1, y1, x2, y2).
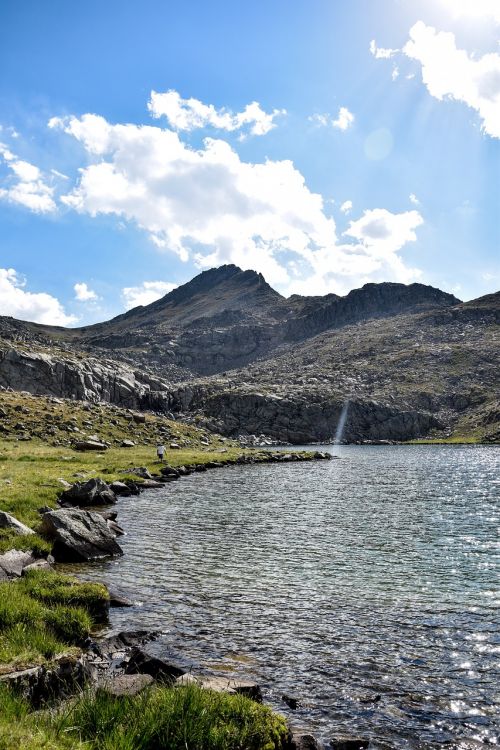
(74, 445, 499, 749)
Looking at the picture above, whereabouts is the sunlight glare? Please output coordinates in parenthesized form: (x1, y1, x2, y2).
(440, 0, 500, 23)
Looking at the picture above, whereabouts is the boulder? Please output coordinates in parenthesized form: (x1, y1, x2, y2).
(288, 735, 321, 750)
(0, 549, 37, 578)
(137, 479, 164, 489)
(59, 478, 117, 507)
(74, 440, 108, 451)
(107, 519, 125, 536)
(107, 588, 134, 607)
(0, 511, 34, 536)
(121, 439, 135, 447)
(121, 467, 153, 480)
(22, 559, 52, 574)
(125, 644, 191, 682)
(176, 674, 262, 702)
(40, 509, 123, 562)
(110, 481, 134, 496)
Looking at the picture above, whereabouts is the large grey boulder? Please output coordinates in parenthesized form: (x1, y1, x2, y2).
(41, 509, 123, 562)
(59, 478, 117, 507)
(74, 440, 108, 451)
(0, 549, 36, 579)
(0, 511, 34, 535)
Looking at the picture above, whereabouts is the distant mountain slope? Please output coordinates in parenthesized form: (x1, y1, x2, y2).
(0, 266, 497, 443)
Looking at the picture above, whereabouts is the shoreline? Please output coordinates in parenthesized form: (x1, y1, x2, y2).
(0, 441, 332, 749)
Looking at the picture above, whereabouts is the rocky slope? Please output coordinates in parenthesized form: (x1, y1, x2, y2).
(0, 265, 498, 443)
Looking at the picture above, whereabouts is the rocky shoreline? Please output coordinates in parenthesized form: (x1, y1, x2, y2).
(1, 448, 334, 749)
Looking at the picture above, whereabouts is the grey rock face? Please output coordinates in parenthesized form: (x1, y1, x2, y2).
(40, 509, 123, 562)
(59, 478, 117, 507)
(0, 549, 37, 579)
(0, 511, 34, 535)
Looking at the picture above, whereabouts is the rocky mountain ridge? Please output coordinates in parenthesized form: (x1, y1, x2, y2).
(0, 265, 498, 443)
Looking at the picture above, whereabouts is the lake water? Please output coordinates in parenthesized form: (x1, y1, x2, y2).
(76, 445, 499, 749)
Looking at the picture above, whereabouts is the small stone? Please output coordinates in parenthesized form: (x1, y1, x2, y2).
(101, 673, 153, 696)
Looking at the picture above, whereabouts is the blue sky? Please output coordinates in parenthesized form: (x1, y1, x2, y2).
(0, 0, 499, 325)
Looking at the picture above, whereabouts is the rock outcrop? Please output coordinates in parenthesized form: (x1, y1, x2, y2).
(40, 509, 123, 562)
(0, 265, 498, 443)
(59, 478, 117, 507)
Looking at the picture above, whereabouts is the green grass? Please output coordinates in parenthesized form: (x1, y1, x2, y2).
(0, 571, 107, 673)
(58, 683, 288, 750)
(0, 683, 288, 750)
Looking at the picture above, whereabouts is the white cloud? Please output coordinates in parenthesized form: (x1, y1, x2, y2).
(309, 107, 354, 131)
(370, 39, 398, 59)
(308, 113, 330, 127)
(340, 200, 353, 214)
(74, 282, 98, 301)
(332, 107, 355, 130)
(0, 268, 77, 325)
(403, 22, 500, 138)
(409, 193, 420, 205)
(0, 145, 56, 213)
(147, 90, 285, 136)
(344, 208, 423, 254)
(391, 65, 400, 81)
(52, 105, 423, 295)
(122, 280, 178, 309)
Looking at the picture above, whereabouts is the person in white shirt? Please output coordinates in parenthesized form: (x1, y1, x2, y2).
(156, 443, 166, 462)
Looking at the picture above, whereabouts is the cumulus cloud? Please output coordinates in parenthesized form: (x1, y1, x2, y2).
(0, 145, 56, 213)
(122, 280, 178, 309)
(332, 107, 355, 130)
(309, 107, 354, 131)
(0, 268, 77, 325)
(409, 193, 420, 205)
(374, 21, 500, 139)
(370, 39, 398, 59)
(340, 200, 353, 214)
(147, 90, 285, 136)
(74, 282, 98, 301)
(344, 208, 423, 253)
(51, 105, 423, 295)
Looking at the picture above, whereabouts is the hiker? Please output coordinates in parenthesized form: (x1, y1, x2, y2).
(156, 443, 166, 462)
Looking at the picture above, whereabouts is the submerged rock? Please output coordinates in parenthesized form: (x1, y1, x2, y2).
(329, 738, 369, 750)
(41, 508, 123, 562)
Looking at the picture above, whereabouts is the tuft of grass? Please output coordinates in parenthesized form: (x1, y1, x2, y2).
(21, 569, 109, 612)
(0, 572, 107, 672)
(0, 685, 80, 750)
(0, 530, 52, 556)
(50, 683, 288, 750)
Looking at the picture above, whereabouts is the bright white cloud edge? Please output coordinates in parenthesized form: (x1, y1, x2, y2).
(48, 102, 423, 297)
(74, 282, 98, 301)
(0, 268, 77, 325)
(148, 89, 286, 136)
(122, 281, 178, 309)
